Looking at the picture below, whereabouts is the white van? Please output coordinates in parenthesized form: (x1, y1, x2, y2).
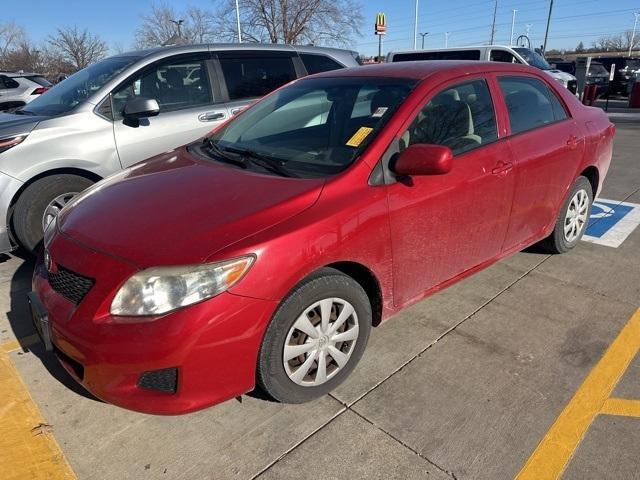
(387, 45, 577, 93)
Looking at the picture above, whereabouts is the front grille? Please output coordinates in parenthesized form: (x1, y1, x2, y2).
(138, 368, 178, 394)
(48, 266, 95, 305)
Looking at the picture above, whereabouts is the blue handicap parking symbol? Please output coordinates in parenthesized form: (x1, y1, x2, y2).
(582, 199, 640, 248)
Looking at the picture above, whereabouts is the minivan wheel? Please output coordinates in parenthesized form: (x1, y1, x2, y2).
(13, 174, 94, 252)
(257, 268, 372, 403)
(540, 176, 593, 254)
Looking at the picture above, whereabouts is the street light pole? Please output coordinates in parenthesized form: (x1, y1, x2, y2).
(542, 0, 554, 54)
(630, 12, 640, 57)
(445, 32, 450, 48)
(235, 0, 242, 43)
(510, 10, 517, 46)
(419, 32, 429, 49)
(413, 0, 419, 49)
(490, 0, 498, 45)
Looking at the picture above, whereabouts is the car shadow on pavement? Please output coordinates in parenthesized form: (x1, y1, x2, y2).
(7, 255, 102, 403)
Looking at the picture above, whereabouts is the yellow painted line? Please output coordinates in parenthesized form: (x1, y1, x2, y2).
(600, 397, 640, 417)
(1, 334, 40, 354)
(0, 346, 76, 479)
(516, 308, 640, 480)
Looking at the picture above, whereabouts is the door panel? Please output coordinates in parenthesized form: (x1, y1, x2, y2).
(503, 120, 584, 249)
(112, 52, 225, 168)
(386, 78, 514, 307)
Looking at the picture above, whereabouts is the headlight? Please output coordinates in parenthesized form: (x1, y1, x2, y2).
(110, 256, 255, 316)
(0, 134, 27, 154)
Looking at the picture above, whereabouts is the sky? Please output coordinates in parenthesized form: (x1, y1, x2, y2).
(5, 0, 640, 57)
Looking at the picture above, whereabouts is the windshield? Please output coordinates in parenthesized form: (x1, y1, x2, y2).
(21, 56, 140, 116)
(588, 64, 609, 76)
(206, 77, 416, 178)
(514, 48, 552, 70)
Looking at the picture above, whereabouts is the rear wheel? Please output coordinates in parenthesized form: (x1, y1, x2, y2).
(13, 174, 94, 252)
(257, 268, 372, 403)
(540, 176, 593, 254)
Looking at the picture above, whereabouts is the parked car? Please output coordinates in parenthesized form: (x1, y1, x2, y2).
(0, 43, 361, 253)
(596, 56, 640, 95)
(549, 60, 575, 75)
(0, 71, 51, 111)
(387, 46, 578, 93)
(586, 61, 610, 97)
(29, 61, 614, 414)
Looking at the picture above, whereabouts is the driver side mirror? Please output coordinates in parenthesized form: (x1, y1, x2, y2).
(392, 144, 453, 176)
(123, 97, 160, 121)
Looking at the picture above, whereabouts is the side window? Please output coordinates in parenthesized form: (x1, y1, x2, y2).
(490, 50, 520, 63)
(112, 56, 212, 119)
(498, 76, 566, 135)
(300, 53, 343, 75)
(219, 55, 297, 100)
(0, 75, 19, 89)
(404, 79, 497, 156)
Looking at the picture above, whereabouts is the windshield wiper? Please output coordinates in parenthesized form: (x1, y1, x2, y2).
(225, 146, 298, 178)
(13, 109, 36, 116)
(202, 137, 249, 169)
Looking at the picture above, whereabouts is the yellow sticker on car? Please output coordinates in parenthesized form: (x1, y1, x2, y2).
(346, 127, 374, 147)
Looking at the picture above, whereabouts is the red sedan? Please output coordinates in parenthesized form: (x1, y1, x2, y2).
(29, 61, 614, 414)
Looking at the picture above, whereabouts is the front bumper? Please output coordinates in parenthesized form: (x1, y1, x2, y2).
(0, 171, 23, 253)
(32, 230, 278, 414)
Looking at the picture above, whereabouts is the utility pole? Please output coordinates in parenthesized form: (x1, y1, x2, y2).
(630, 12, 640, 56)
(490, 0, 498, 45)
(419, 32, 429, 49)
(445, 32, 450, 48)
(235, 0, 242, 43)
(542, 0, 554, 54)
(510, 10, 517, 46)
(413, 0, 419, 49)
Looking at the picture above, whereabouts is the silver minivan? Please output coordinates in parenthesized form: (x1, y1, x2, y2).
(387, 45, 578, 93)
(0, 44, 360, 252)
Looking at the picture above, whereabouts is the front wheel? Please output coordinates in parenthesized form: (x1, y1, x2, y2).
(257, 268, 372, 403)
(540, 176, 593, 254)
(12, 174, 94, 252)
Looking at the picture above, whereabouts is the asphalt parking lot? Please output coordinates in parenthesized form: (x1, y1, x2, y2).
(1, 122, 639, 480)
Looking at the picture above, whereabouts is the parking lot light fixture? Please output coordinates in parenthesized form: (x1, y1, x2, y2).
(630, 12, 640, 57)
(419, 32, 429, 49)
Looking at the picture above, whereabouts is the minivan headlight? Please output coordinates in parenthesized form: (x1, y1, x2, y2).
(0, 134, 27, 154)
(110, 256, 255, 316)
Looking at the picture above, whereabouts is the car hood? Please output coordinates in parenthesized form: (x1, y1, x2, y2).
(0, 112, 46, 137)
(545, 69, 576, 82)
(58, 147, 324, 268)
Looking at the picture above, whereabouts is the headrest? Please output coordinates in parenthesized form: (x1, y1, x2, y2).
(432, 89, 460, 105)
(415, 101, 474, 145)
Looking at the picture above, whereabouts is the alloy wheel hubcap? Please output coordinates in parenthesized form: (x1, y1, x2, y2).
(42, 192, 79, 232)
(283, 297, 359, 387)
(564, 189, 589, 243)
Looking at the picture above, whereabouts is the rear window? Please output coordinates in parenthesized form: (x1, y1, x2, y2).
(300, 54, 343, 75)
(392, 50, 481, 62)
(219, 55, 297, 100)
(25, 76, 52, 87)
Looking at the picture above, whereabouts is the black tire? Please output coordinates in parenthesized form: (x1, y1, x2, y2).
(257, 268, 372, 403)
(539, 176, 593, 254)
(13, 174, 94, 253)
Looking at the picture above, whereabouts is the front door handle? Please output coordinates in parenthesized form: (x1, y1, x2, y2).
(492, 160, 513, 176)
(198, 111, 226, 122)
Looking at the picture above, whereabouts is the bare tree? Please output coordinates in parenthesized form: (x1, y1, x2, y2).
(135, 3, 218, 48)
(215, 0, 363, 47)
(48, 26, 108, 69)
(0, 22, 26, 66)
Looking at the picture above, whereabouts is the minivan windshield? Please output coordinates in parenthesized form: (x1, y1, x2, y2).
(204, 77, 416, 178)
(20, 55, 140, 116)
(514, 48, 552, 70)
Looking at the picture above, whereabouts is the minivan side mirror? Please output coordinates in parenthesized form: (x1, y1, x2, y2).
(123, 97, 160, 120)
(392, 144, 453, 176)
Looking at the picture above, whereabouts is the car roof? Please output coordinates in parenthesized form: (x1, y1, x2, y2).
(390, 45, 523, 55)
(113, 43, 358, 59)
(309, 60, 540, 80)
(0, 71, 43, 77)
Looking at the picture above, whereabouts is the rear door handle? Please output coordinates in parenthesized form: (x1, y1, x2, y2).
(492, 161, 513, 176)
(198, 111, 226, 122)
(567, 135, 580, 149)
